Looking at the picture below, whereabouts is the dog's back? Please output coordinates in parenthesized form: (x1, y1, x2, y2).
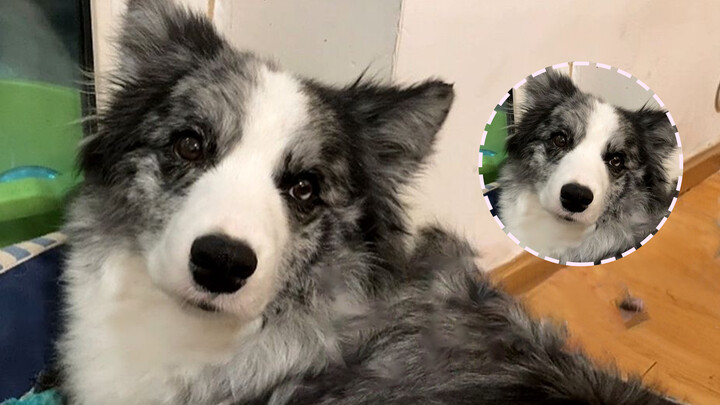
(264, 228, 678, 405)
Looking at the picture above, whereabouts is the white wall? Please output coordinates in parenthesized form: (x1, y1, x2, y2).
(92, 0, 401, 89)
(570, 64, 661, 111)
(393, 0, 720, 268)
(213, 0, 402, 84)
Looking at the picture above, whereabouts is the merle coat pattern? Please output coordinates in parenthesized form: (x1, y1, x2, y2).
(58, 1, 680, 404)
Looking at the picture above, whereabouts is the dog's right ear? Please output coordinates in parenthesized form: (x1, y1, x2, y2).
(522, 71, 578, 108)
(116, 0, 224, 78)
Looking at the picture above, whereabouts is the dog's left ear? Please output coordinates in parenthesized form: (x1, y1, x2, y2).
(348, 80, 454, 184)
(629, 108, 675, 148)
(627, 107, 681, 188)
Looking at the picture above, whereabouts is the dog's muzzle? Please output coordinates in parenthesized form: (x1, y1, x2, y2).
(190, 233, 257, 294)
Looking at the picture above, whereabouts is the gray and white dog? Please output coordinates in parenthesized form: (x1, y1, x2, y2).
(58, 1, 679, 404)
(498, 72, 680, 263)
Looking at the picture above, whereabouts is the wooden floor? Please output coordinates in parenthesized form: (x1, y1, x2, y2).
(520, 171, 720, 404)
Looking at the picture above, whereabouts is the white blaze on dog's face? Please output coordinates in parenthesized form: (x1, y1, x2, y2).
(538, 101, 619, 225)
(146, 66, 306, 319)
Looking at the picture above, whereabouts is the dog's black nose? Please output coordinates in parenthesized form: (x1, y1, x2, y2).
(190, 233, 257, 294)
(560, 183, 594, 213)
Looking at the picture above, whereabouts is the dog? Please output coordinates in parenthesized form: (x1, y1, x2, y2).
(497, 71, 680, 263)
(57, 1, 680, 404)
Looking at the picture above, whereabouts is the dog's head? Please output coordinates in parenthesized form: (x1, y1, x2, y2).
(78, 0, 453, 320)
(506, 72, 679, 227)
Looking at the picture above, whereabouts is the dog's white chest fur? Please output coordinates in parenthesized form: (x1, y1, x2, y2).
(499, 190, 595, 259)
(62, 251, 253, 405)
(62, 248, 342, 405)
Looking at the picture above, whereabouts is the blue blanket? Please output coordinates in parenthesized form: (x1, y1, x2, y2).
(1, 390, 61, 405)
(0, 246, 64, 401)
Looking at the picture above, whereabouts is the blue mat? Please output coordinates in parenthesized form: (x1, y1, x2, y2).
(0, 246, 64, 401)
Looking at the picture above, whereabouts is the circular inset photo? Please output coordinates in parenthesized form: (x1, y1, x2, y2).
(479, 62, 682, 266)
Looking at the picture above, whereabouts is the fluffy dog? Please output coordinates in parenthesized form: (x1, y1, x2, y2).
(498, 72, 680, 263)
(58, 2, 679, 404)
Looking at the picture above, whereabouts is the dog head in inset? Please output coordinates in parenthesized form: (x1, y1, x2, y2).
(504, 71, 679, 229)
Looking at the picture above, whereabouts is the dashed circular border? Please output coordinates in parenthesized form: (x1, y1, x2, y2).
(479, 61, 683, 266)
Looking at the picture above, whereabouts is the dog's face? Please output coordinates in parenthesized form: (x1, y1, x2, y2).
(506, 72, 678, 227)
(80, 1, 452, 319)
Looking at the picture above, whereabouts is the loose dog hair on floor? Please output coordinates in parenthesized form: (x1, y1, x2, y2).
(497, 71, 680, 263)
(57, 1, 680, 404)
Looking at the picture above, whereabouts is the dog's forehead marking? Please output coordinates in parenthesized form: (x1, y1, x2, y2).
(579, 100, 619, 152)
(557, 100, 616, 196)
(230, 65, 309, 169)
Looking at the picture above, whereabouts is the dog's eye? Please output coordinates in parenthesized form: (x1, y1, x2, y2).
(289, 178, 315, 201)
(551, 132, 568, 148)
(173, 131, 204, 162)
(607, 154, 624, 169)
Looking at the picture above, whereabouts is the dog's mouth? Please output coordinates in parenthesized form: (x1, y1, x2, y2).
(182, 297, 221, 313)
(541, 207, 577, 223)
(556, 213, 576, 222)
(548, 209, 595, 226)
(549, 209, 599, 228)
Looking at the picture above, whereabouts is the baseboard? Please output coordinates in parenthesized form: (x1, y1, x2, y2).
(491, 141, 720, 294)
(490, 254, 563, 295)
(680, 142, 720, 195)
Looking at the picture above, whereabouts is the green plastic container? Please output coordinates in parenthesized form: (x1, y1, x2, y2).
(478, 107, 510, 185)
(0, 79, 83, 246)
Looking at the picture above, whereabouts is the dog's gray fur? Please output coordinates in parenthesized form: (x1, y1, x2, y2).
(273, 227, 679, 405)
(58, 2, 679, 404)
